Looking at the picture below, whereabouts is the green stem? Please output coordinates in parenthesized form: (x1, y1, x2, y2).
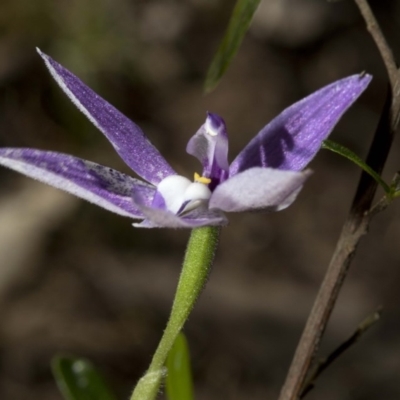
(130, 226, 221, 400)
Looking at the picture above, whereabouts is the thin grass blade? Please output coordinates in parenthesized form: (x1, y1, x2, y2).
(204, 0, 262, 93)
(322, 139, 390, 193)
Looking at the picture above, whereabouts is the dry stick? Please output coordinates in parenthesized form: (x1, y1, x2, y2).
(354, 0, 398, 88)
(299, 308, 382, 398)
(277, 1, 400, 399)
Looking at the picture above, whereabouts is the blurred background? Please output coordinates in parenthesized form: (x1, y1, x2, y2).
(1, 0, 400, 399)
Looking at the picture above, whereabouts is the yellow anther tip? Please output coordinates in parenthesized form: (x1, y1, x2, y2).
(194, 172, 211, 184)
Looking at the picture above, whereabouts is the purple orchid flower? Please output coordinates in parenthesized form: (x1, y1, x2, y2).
(0, 49, 371, 228)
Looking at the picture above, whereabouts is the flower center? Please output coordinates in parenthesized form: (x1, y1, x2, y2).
(153, 174, 211, 214)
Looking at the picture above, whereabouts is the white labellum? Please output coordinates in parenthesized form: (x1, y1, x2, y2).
(156, 175, 211, 214)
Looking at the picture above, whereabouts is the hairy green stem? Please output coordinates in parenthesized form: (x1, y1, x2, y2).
(130, 226, 220, 400)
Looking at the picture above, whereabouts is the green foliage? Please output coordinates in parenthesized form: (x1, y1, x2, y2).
(52, 356, 117, 400)
(204, 0, 262, 93)
(322, 139, 390, 194)
(165, 333, 194, 400)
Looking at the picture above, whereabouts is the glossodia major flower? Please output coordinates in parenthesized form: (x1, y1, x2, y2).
(0, 49, 371, 228)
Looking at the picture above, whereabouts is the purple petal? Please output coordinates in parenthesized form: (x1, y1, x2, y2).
(209, 167, 312, 212)
(186, 112, 229, 188)
(0, 148, 156, 218)
(37, 49, 176, 185)
(230, 74, 372, 175)
(132, 190, 227, 228)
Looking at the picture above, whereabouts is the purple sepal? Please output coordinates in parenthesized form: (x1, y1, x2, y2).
(0, 148, 155, 218)
(186, 112, 229, 188)
(37, 49, 176, 185)
(229, 74, 372, 175)
(209, 167, 312, 212)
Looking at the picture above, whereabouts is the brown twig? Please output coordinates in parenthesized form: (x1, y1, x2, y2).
(299, 308, 382, 398)
(354, 0, 398, 89)
(277, 1, 400, 399)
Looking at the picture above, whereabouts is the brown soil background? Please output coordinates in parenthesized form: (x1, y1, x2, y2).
(1, 0, 400, 399)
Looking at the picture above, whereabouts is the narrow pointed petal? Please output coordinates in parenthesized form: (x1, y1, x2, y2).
(230, 74, 372, 175)
(37, 49, 176, 185)
(133, 210, 227, 228)
(133, 190, 227, 228)
(0, 148, 155, 218)
(209, 167, 312, 212)
(186, 112, 229, 187)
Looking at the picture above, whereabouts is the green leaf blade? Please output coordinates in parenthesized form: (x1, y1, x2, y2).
(165, 333, 194, 400)
(322, 139, 390, 194)
(52, 356, 117, 400)
(204, 0, 262, 93)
